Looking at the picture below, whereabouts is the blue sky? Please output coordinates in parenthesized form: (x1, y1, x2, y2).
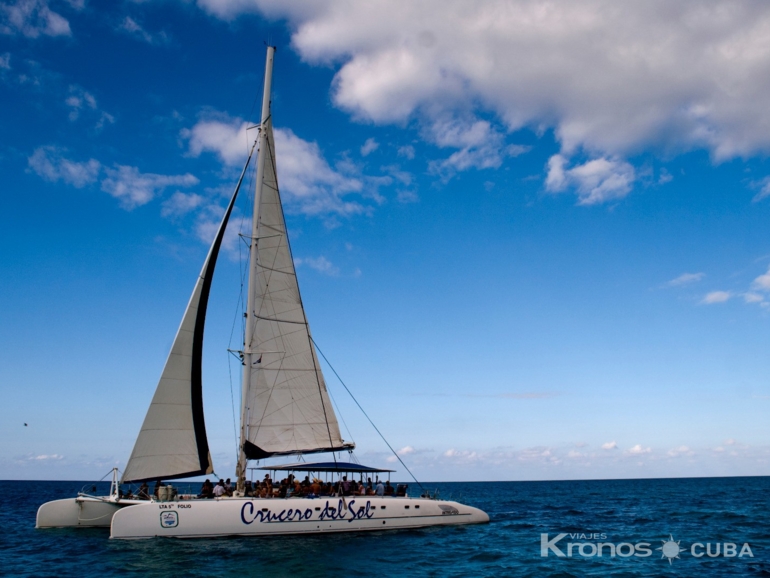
(2, 0, 770, 482)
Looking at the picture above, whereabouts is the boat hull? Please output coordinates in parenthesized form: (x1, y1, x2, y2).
(110, 496, 489, 539)
(36, 497, 124, 528)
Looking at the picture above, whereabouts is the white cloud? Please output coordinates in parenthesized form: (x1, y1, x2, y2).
(700, 290, 731, 304)
(0, 0, 71, 38)
(65, 85, 96, 121)
(625, 444, 651, 455)
(750, 265, 770, 292)
(101, 165, 198, 210)
(28, 146, 100, 187)
(665, 272, 705, 287)
(752, 177, 770, 202)
(182, 116, 252, 166)
(0, 52, 9, 69)
(427, 118, 526, 178)
(183, 115, 372, 217)
(161, 191, 206, 218)
(397, 445, 415, 455)
(396, 190, 419, 203)
(27, 453, 64, 461)
(667, 445, 694, 457)
(397, 145, 415, 159)
(546, 154, 635, 205)
(744, 292, 764, 304)
(294, 255, 339, 275)
(360, 137, 379, 156)
(601, 441, 618, 450)
(192, 0, 770, 200)
(119, 16, 167, 44)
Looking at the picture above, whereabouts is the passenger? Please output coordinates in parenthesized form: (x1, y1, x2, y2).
(278, 479, 288, 498)
(301, 475, 311, 488)
(384, 481, 394, 496)
(341, 476, 351, 496)
(224, 478, 233, 495)
(138, 482, 150, 500)
(198, 479, 213, 499)
(375, 479, 384, 496)
(396, 484, 408, 497)
(366, 478, 373, 495)
(310, 478, 321, 496)
(153, 480, 162, 498)
(213, 479, 227, 498)
(243, 480, 254, 497)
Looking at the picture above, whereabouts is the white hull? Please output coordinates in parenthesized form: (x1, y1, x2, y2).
(110, 496, 489, 539)
(36, 496, 141, 528)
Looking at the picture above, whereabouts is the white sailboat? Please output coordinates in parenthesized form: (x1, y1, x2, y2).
(37, 47, 489, 538)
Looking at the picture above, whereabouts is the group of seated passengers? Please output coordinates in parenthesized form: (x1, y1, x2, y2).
(237, 474, 401, 499)
(198, 478, 234, 499)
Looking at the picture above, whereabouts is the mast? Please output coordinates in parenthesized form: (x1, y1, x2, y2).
(237, 46, 275, 491)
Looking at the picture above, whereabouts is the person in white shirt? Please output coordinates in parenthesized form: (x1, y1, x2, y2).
(375, 480, 385, 496)
(213, 479, 227, 497)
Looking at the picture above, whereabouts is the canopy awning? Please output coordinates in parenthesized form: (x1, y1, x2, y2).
(256, 461, 394, 473)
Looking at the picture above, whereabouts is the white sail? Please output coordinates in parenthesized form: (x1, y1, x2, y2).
(121, 148, 253, 483)
(241, 118, 353, 459)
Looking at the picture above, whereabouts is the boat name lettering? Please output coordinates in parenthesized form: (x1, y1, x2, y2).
(346, 500, 375, 523)
(240, 502, 314, 524)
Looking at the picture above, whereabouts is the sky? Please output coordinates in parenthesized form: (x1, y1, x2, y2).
(1, 0, 770, 482)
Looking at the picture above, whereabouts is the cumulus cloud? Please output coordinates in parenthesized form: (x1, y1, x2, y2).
(28, 146, 198, 210)
(101, 166, 199, 210)
(397, 145, 415, 159)
(545, 154, 635, 205)
(360, 137, 379, 156)
(182, 116, 253, 166)
(428, 118, 528, 178)
(625, 444, 651, 455)
(0, 52, 9, 69)
(294, 255, 339, 275)
(601, 441, 618, 450)
(28, 146, 100, 187)
(65, 85, 96, 121)
(119, 16, 168, 44)
(0, 0, 71, 37)
(161, 191, 206, 218)
(700, 290, 731, 304)
(750, 265, 770, 292)
(183, 115, 374, 216)
(190, 0, 770, 201)
(667, 445, 695, 457)
(665, 272, 705, 287)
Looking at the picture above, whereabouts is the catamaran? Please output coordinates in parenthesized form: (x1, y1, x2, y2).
(36, 46, 489, 538)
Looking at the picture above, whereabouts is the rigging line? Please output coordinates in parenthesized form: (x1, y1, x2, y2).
(325, 381, 356, 447)
(265, 131, 338, 466)
(227, 351, 239, 460)
(310, 337, 425, 491)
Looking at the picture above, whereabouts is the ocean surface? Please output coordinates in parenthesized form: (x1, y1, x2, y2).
(3, 476, 768, 577)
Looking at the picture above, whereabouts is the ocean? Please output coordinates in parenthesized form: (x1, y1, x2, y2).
(3, 476, 767, 577)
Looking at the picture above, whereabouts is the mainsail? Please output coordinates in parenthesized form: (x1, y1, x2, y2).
(121, 144, 255, 484)
(241, 116, 353, 460)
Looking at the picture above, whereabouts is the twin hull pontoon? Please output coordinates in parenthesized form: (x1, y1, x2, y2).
(110, 496, 488, 539)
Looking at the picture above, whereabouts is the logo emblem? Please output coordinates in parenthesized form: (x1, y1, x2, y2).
(160, 511, 178, 528)
(658, 535, 682, 564)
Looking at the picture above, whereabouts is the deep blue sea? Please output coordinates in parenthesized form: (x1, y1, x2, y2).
(3, 477, 768, 577)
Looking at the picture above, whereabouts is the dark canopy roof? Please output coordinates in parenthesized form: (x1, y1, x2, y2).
(256, 461, 394, 473)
